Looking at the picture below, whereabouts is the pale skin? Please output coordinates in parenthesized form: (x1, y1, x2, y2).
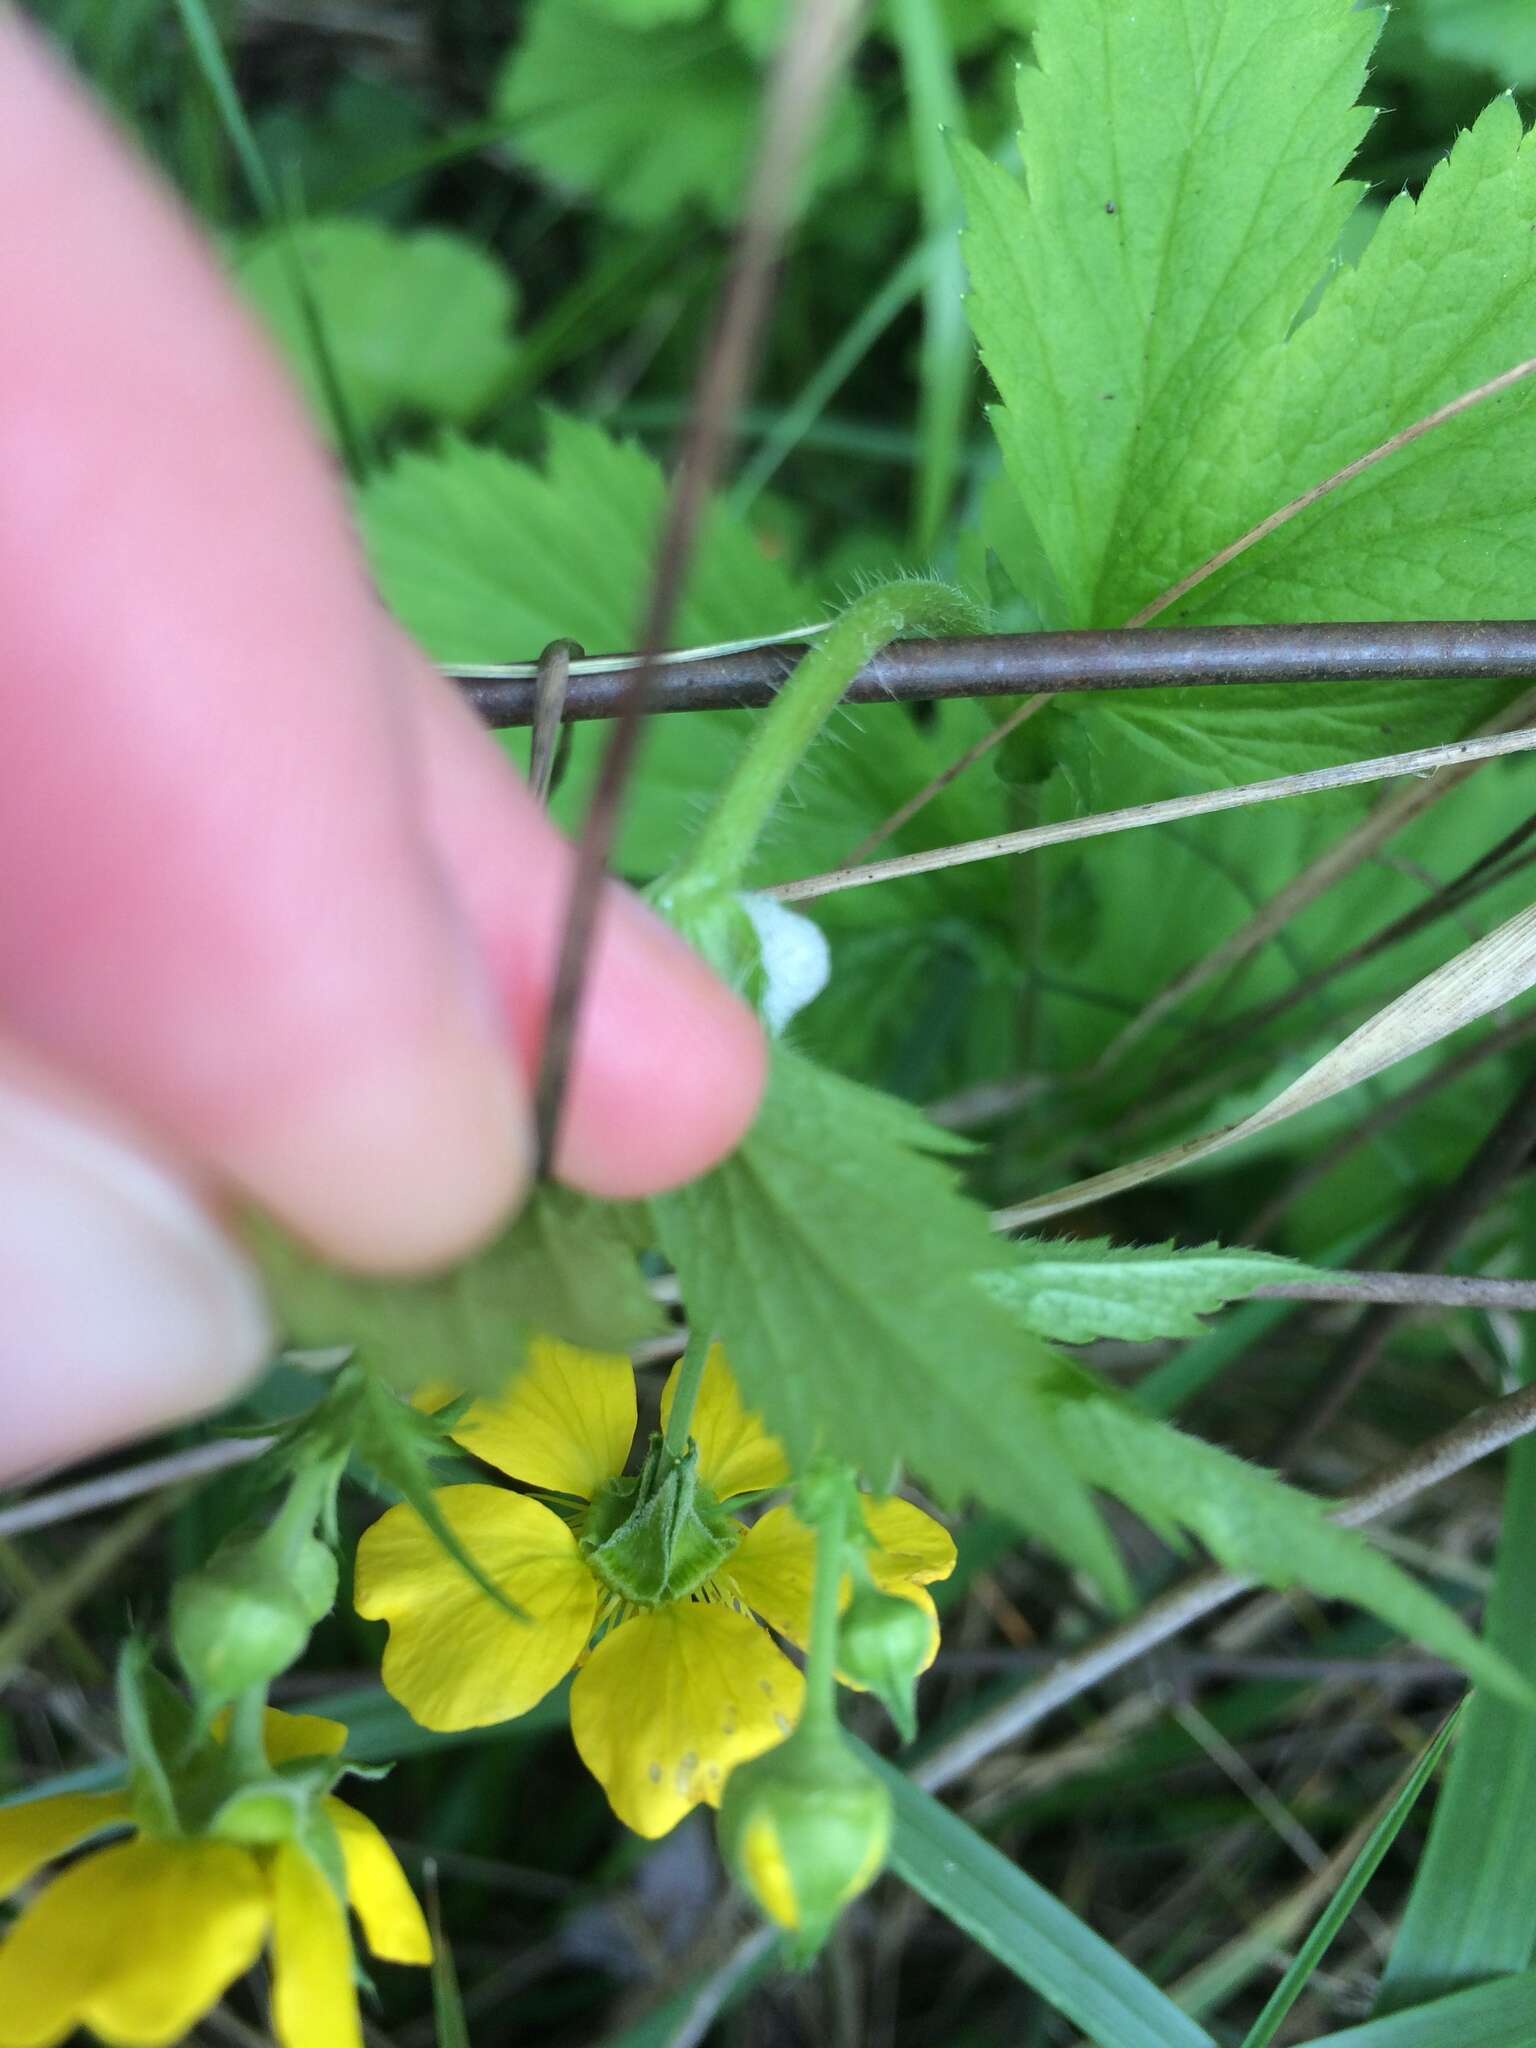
(0, 17, 766, 1480)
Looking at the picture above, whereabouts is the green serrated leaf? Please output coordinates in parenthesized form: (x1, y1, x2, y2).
(1036, 1354, 1527, 1702)
(983, 1237, 1308, 1343)
(493, 0, 866, 226)
(960, 0, 1377, 632)
(247, 1182, 656, 1397)
(235, 218, 517, 440)
(962, 0, 1536, 780)
(468, 1187, 663, 1355)
(653, 1047, 1129, 1597)
(360, 414, 816, 664)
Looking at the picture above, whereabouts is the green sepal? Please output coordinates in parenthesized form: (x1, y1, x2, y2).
(247, 1363, 527, 1623)
(116, 1641, 190, 1837)
(581, 1435, 738, 1605)
(294, 1799, 353, 1918)
(345, 1368, 529, 1623)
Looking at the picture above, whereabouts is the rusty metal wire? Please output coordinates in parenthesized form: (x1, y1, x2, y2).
(453, 618, 1536, 728)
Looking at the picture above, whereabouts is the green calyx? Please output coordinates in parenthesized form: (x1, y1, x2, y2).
(581, 1433, 739, 1606)
(116, 1647, 345, 1851)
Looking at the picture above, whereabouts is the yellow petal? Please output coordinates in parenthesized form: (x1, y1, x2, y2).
(661, 1345, 789, 1500)
(728, 1503, 815, 1645)
(570, 1603, 803, 1839)
(269, 1841, 361, 2048)
(861, 1495, 956, 1590)
(730, 1496, 955, 1658)
(0, 1838, 268, 2047)
(451, 1337, 636, 1498)
(214, 1706, 349, 1766)
(354, 1485, 596, 1730)
(0, 1790, 132, 1897)
(326, 1799, 432, 1965)
(261, 1707, 348, 1764)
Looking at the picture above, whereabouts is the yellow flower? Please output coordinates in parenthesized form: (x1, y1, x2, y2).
(0, 1710, 430, 2048)
(355, 1341, 955, 1838)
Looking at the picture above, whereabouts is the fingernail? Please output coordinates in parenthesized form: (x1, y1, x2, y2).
(0, 1081, 272, 1481)
(225, 976, 536, 1274)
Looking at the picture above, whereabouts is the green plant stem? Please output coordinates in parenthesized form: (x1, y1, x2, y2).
(663, 1327, 714, 1459)
(267, 1459, 335, 1567)
(667, 581, 982, 901)
(800, 1486, 849, 1742)
(225, 1682, 270, 1779)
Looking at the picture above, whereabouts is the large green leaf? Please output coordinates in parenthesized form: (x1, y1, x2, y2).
(962, 0, 1536, 776)
(493, 0, 867, 226)
(654, 1043, 1528, 1692)
(1029, 1355, 1523, 1701)
(247, 1183, 660, 1396)
(654, 1046, 1127, 1591)
(960, 0, 1376, 631)
(359, 413, 815, 663)
(235, 219, 517, 439)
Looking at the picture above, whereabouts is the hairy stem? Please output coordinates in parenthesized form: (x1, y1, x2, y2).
(669, 581, 980, 901)
(662, 1328, 713, 1460)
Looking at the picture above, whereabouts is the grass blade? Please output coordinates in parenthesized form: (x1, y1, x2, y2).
(425, 1862, 470, 2048)
(872, 1754, 1216, 2048)
(887, 0, 973, 555)
(1375, 1418, 1536, 2013)
(0, 1489, 182, 1687)
(169, 0, 366, 472)
(1298, 1969, 1536, 2046)
(1239, 1713, 1460, 2048)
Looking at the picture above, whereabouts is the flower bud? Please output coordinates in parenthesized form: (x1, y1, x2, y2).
(718, 1730, 892, 1961)
(171, 1542, 315, 1705)
(836, 1586, 934, 1743)
(291, 1533, 340, 1625)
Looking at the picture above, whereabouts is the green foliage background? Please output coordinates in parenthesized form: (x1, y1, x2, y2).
(14, 1, 1536, 2043)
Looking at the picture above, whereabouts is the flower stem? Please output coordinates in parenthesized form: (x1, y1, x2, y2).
(225, 1682, 269, 1780)
(663, 1327, 714, 1459)
(800, 1483, 849, 1741)
(666, 581, 982, 902)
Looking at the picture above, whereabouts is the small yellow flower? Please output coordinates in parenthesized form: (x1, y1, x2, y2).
(355, 1341, 955, 1838)
(0, 1710, 429, 2048)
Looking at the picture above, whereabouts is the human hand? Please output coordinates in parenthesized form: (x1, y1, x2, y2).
(0, 18, 765, 1482)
